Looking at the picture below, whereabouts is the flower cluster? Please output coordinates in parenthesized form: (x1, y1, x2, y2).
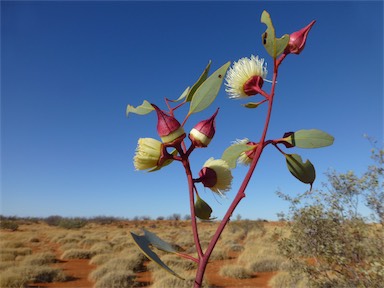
(132, 16, 316, 212)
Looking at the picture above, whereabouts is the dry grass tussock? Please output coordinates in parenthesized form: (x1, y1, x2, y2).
(237, 226, 284, 273)
(1, 220, 289, 287)
(268, 271, 309, 288)
(219, 264, 253, 279)
(0, 225, 70, 288)
(61, 248, 95, 259)
(0, 264, 68, 287)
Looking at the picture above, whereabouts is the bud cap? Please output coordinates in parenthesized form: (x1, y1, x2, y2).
(285, 20, 316, 55)
(152, 104, 186, 144)
(189, 108, 219, 148)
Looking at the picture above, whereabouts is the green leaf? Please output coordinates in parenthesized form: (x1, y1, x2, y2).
(242, 101, 263, 109)
(261, 10, 289, 58)
(195, 194, 213, 220)
(284, 129, 335, 149)
(222, 143, 254, 169)
(285, 154, 316, 188)
(142, 229, 177, 253)
(126, 100, 154, 117)
(169, 86, 190, 102)
(186, 61, 212, 102)
(130, 230, 184, 279)
(189, 61, 230, 114)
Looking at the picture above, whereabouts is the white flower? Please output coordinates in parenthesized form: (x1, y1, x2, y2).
(233, 138, 258, 166)
(133, 138, 162, 171)
(199, 158, 233, 196)
(225, 55, 267, 99)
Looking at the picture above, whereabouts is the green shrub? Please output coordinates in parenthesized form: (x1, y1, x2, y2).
(58, 217, 87, 229)
(277, 147, 384, 288)
(44, 215, 63, 226)
(0, 221, 18, 231)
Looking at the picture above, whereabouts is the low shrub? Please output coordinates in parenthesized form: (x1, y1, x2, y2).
(58, 218, 87, 229)
(44, 215, 63, 226)
(277, 148, 384, 288)
(0, 221, 19, 231)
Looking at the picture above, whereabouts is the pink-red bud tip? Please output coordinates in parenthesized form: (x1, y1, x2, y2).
(285, 20, 316, 55)
(194, 108, 219, 138)
(152, 104, 182, 137)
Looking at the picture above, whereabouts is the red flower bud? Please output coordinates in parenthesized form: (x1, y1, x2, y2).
(285, 20, 316, 55)
(152, 104, 185, 145)
(189, 108, 219, 148)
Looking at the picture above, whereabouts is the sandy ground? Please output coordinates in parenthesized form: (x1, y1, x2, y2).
(9, 221, 279, 288)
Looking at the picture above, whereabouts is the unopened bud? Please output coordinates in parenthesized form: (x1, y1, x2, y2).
(285, 20, 316, 55)
(152, 104, 186, 145)
(189, 108, 219, 148)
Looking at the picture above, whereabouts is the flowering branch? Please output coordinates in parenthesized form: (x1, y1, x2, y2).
(128, 10, 333, 288)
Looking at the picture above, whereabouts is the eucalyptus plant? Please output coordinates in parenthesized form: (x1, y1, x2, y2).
(127, 10, 334, 288)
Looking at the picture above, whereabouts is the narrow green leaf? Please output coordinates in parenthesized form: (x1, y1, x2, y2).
(189, 61, 230, 114)
(169, 86, 190, 102)
(242, 101, 263, 109)
(284, 129, 335, 149)
(142, 229, 177, 253)
(261, 10, 289, 58)
(186, 61, 212, 102)
(126, 100, 154, 117)
(130, 231, 184, 279)
(222, 143, 254, 169)
(285, 154, 316, 188)
(195, 195, 213, 220)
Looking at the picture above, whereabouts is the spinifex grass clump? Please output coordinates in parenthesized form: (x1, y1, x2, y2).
(127, 10, 334, 287)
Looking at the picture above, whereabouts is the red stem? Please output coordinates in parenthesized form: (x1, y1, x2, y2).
(183, 158, 204, 259)
(193, 59, 280, 287)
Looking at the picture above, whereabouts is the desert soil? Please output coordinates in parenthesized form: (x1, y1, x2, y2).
(18, 222, 278, 288)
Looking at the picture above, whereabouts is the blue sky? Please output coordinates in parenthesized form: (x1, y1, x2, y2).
(1, 1, 383, 220)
